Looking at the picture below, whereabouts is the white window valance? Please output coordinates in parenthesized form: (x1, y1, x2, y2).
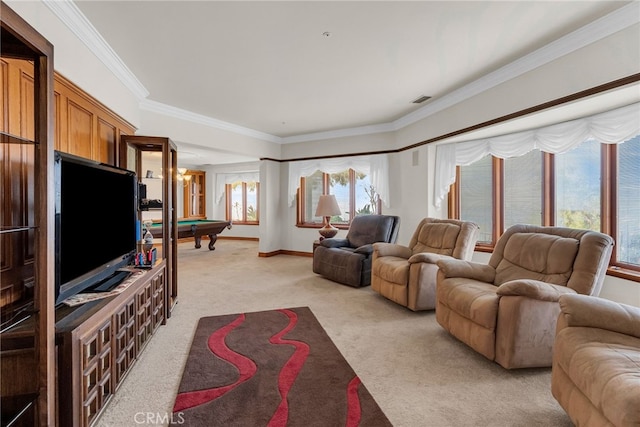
(287, 154, 390, 207)
(215, 172, 260, 204)
(434, 101, 640, 208)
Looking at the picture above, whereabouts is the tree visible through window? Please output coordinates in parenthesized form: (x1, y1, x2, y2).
(555, 140, 601, 231)
(298, 169, 380, 227)
(452, 133, 640, 276)
(226, 181, 259, 224)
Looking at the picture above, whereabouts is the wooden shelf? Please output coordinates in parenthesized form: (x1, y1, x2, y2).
(0, 303, 35, 335)
(0, 393, 38, 427)
(0, 226, 35, 235)
(0, 131, 38, 145)
(120, 135, 178, 318)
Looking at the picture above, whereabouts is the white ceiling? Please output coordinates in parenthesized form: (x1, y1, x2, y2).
(69, 1, 634, 163)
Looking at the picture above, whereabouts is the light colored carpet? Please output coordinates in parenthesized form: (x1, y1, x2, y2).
(96, 239, 572, 427)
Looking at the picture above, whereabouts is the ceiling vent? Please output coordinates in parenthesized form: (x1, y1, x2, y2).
(412, 95, 432, 104)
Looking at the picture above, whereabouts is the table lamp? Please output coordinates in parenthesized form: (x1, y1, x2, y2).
(315, 194, 341, 240)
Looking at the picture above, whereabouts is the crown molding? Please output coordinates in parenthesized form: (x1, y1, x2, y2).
(43, 0, 149, 100)
(48, 0, 638, 144)
(140, 99, 282, 143)
(281, 122, 396, 144)
(391, 1, 640, 132)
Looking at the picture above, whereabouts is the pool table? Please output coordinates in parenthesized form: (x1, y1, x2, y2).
(148, 219, 232, 250)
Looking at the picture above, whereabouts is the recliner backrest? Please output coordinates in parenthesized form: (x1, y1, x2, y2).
(408, 218, 479, 260)
(346, 215, 400, 248)
(489, 224, 614, 295)
(494, 233, 579, 286)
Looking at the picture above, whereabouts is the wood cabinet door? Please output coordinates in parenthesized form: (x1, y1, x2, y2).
(0, 58, 35, 307)
(66, 99, 94, 159)
(1, 58, 135, 165)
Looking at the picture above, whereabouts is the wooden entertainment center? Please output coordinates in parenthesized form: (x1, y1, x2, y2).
(1, 4, 176, 425)
(56, 262, 166, 427)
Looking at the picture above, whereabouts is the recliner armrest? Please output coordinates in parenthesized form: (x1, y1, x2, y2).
(320, 238, 350, 248)
(373, 242, 412, 259)
(436, 259, 496, 282)
(353, 244, 373, 255)
(409, 253, 451, 264)
(496, 279, 576, 302)
(558, 294, 640, 339)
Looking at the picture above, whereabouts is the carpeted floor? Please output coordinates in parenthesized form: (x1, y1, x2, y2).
(96, 239, 573, 427)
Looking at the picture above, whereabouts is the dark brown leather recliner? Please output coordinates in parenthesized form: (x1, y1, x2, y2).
(313, 215, 400, 287)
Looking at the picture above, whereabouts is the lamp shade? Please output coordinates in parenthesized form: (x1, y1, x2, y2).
(315, 194, 341, 240)
(315, 194, 341, 217)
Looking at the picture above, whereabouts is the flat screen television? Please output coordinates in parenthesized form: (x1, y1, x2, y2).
(54, 151, 138, 305)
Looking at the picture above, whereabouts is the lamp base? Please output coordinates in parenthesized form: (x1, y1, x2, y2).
(318, 223, 338, 239)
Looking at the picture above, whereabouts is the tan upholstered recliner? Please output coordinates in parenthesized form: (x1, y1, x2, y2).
(371, 218, 479, 311)
(552, 294, 640, 427)
(435, 224, 614, 369)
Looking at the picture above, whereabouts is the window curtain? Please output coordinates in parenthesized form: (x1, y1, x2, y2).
(434, 102, 640, 208)
(215, 172, 260, 204)
(287, 154, 390, 207)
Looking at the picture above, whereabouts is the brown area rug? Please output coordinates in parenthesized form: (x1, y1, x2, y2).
(172, 307, 392, 426)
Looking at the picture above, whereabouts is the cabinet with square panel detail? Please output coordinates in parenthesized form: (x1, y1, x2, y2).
(56, 261, 166, 427)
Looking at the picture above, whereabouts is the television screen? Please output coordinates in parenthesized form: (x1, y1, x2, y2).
(54, 151, 138, 305)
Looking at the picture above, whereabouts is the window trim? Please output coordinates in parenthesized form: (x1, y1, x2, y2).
(296, 169, 382, 228)
(225, 181, 259, 225)
(449, 141, 640, 281)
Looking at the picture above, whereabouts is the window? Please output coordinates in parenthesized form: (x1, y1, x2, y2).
(451, 133, 640, 277)
(555, 140, 601, 231)
(297, 169, 381, 227)
(460, 156, 493, 243)
(617, 135, 640, 267)
(226, 181, 259, 224)
(504, 150, 543, 229)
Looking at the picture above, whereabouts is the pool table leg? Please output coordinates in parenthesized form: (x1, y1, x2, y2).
(191, 224, 203, 249)
(207, 234, 218, 251)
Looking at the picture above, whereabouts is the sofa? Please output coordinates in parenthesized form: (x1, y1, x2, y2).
(552, 294, 640, 427)
(435, 224, 614, 369)
(313, 214, 400, 287)
(371, 218, 479, 311)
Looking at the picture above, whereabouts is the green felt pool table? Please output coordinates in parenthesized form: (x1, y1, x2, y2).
(148, 219, 232, 250)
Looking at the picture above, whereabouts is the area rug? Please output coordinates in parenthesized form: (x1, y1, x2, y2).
(172, 307, 392, 426)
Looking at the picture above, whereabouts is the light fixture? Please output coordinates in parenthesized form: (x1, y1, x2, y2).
(315, 194, 341, 240)
(177, 167, 191, 182)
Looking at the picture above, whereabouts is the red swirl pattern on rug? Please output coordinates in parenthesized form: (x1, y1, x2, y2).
(267, 309, 311, 426)
(346, 375, 363, 427)
(172, 313, 256, 412)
